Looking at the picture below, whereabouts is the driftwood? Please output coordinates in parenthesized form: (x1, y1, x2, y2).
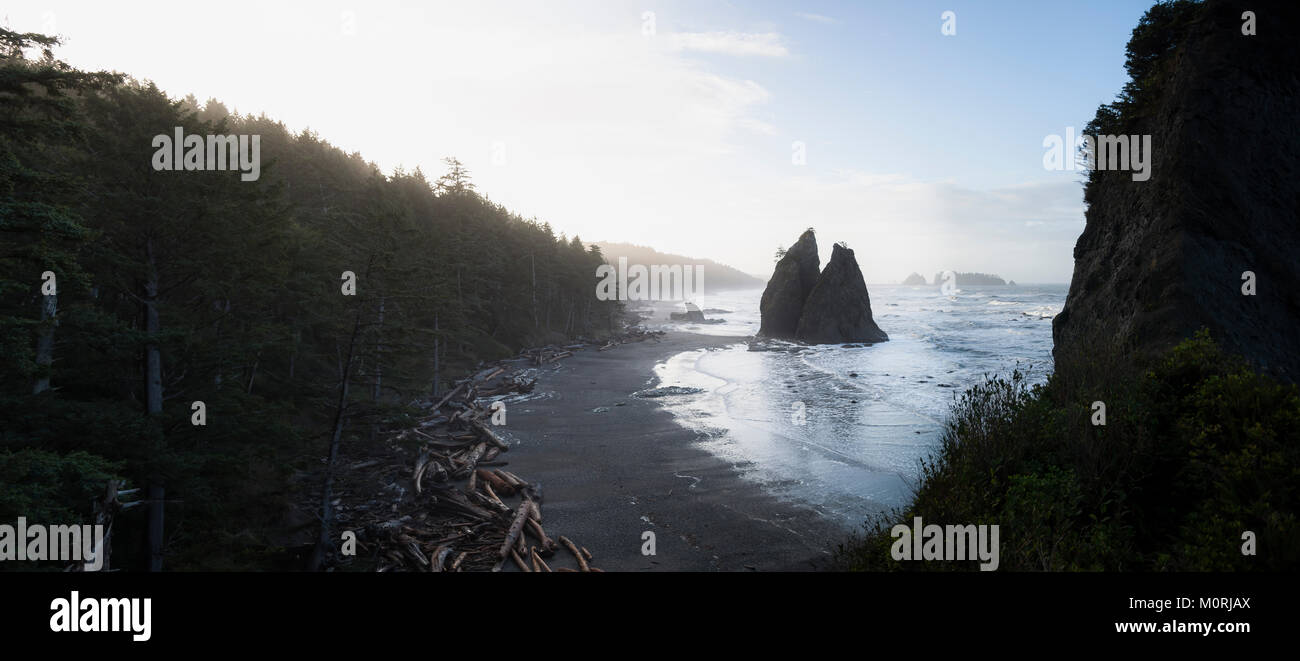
(525, 518, 556, 555)
(477, 469, 516, 496)
(559, 535, 590, 572)
(480, 481, 510, 511)
(315, 332, 635, 572)
(430, 381, 467, 414)
(472, 420, 511, 452)
(499, 470, 525, 486)
(430, 545, 454, 572)
(542, 351, 573, 364)
(413, 448, 448, 494)
(499, 500, 533, 559)
(510, 548, 531, 572)
(455, 442, 488, 478)
(450, 551, 468, 572)
(531, 547, 552, 572)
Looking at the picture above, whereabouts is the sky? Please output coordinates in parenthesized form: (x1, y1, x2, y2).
(4, 0, 1156, 283)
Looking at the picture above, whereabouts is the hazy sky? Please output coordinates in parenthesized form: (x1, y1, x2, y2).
(6, 0, 1154, 283)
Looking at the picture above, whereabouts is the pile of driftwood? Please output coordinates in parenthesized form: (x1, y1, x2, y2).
(327, 348, 601, 571)
(597, 326, 665, 352)
(519, 345, 579, 366)
(517, 326, 665, 363)
(327, 326, 668, 571)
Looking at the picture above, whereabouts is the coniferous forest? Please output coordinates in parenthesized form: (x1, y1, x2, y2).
(0, 29, 621, 570)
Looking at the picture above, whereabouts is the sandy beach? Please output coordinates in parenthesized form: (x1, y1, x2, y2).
(497, 331, 848, 571)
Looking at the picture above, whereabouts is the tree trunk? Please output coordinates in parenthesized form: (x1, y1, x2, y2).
(146, 485, 164, 572)
(246, 355, 259, 394)
(144, 238, 163, 416)
(289, 330, 298, 380)
(309, 280, 367, 571)
(369, 295, 384, 442)
(431, 312, 440, 397)
(213, 299, 229, 386)
(32, 291, 56, 394)
(144, 236, 164, 571)
(372, 296, 384, 402)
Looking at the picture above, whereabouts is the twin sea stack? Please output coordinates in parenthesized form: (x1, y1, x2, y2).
(758, 229, 888, 344)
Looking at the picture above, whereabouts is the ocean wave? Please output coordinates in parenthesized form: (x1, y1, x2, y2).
(641, 284, 1065, 526)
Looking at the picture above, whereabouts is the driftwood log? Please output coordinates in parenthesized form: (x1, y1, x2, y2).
(499, 500, 533, 559)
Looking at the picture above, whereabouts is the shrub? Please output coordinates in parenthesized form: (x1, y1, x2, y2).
(836, 331, 1300, 571)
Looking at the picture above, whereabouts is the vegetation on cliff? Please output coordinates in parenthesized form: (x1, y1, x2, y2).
(837, 331, 1299, 571)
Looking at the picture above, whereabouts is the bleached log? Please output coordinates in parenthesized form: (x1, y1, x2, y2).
(498, 500, 533, 559)
(558, 536, 590, 572)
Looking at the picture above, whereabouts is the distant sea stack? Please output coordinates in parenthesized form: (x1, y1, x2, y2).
(758, 229, 820, 338)
(1052, 0, 1300, 381)
(796, 243, 888, 344)
(669, 302, 707, 323)
(934, 271, 1007, 286)
(901, 272, 927, 286)
(759, 231, 887, 344)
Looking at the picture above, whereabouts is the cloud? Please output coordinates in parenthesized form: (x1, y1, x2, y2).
(35, 0, 1080, 284)
(794, 12, 838, 24)
(680, 172, 1085, 283)
(667, 31, 789, 57)
(737, 117, 777, 135)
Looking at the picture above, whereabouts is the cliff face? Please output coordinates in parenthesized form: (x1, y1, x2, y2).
(1053, 0, 1300, 381)
(758, 229, 820, 338)
(796, 244, 888, 344)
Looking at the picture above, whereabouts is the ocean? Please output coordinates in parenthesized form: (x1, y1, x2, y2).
(642, 283, 1068, 529)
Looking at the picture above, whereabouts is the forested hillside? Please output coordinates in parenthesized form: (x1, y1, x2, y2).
(0, 30, 621, 569)
(593, 242, 764, 292)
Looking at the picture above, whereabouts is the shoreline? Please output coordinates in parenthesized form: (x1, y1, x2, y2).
(497, 330, 848, 571)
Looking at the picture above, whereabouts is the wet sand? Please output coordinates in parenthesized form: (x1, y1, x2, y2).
(497, 331, 848, 571)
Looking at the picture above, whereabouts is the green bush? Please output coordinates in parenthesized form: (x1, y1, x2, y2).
(836, 331, 1300, 571)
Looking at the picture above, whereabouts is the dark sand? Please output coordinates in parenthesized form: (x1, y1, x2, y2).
(498, 331, 848, 571)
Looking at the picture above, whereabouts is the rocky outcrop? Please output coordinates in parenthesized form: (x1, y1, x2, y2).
(902, 272, 927, 286)
(758, 229, 820, 338)
(796, 243, 888, 344)
(669, 303, 706, 322)
(1052, 0, 1300, 381)
(758, 231, 887, 344)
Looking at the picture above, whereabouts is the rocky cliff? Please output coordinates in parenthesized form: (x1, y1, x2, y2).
(1052, 0, 1300, 381)
(796, 243, 888, 344)
(758, 229, 820, 338)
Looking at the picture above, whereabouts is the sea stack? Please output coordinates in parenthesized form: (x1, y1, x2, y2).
(796, 243, 888, 344)
(1052, 0, 1300, 381)
(758, 229, 820, 338)
(758, 231, 888, 344)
